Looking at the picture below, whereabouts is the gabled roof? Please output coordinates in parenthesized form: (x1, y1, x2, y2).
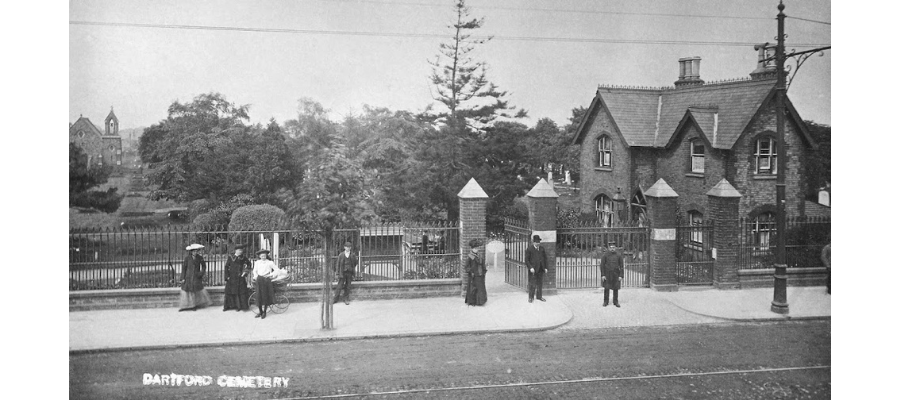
(573, 77, 811, 150)
(667, 106, 718, 149)
(69, 117, 104, 138)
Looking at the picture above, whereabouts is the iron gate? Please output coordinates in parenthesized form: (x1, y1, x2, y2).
(556, 223, 650, 289)
(502, 217, 530, 290)
(675, 221, 715, 285)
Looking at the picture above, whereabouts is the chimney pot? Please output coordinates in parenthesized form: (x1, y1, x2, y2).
(750, 43, 778, 80)
(675, 57, 704, 87)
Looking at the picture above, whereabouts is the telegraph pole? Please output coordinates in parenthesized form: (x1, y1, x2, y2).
(770, 1, 789, 314)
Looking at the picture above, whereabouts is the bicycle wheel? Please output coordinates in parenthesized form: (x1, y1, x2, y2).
(248, 292, 260, 316)
(270, 294, 290, 314)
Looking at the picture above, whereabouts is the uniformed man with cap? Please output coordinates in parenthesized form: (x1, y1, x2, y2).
(600, 241, 624, 307)
(525, 234, 548, 303)
(333, 242, 358, 305)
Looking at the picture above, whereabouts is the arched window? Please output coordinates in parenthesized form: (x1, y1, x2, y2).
(688, 211, 703, 243)
(690, 140, 705, 173)
(755, 137, 777, 174)
(752, 212, 776, 250)
(596, 136, 611, 168)
(595, 194, 613, 227)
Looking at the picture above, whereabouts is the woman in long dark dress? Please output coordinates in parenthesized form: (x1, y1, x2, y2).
(179, 244, 212, 311)
(223, 244, 252, 311)
(465, 239, 488, 306)
(252, 249, 279, 319)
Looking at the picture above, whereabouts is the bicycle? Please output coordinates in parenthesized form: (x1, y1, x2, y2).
(248, 276, 292, 316)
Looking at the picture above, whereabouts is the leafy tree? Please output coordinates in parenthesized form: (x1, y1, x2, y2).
(805, 121, 831, 199)
(69, 143, 123, 213)
(139, 92, 251, 203)
(278, 144, 378, 329)
(427, 0, 526, 130)
(137, 93, 301, 210)
(283, 97, 339, 170)
(246, 120, 304, 204)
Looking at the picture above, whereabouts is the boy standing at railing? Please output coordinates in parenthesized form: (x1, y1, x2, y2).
(333, 242, 358, 305)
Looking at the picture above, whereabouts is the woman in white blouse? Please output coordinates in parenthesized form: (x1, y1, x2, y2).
(252, 249, 279, 319)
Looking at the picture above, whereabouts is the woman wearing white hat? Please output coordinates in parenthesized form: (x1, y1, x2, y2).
(178, 244, 212, 311)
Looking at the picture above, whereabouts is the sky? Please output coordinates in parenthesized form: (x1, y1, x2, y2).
(69, 0, 831, 130)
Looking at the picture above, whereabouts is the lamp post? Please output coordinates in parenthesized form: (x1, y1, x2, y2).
(771, 1, 789, 314)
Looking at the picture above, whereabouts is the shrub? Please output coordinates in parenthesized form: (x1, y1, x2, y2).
(229, 204, 286, 231)
(192, 211, 229, 230)
(188, 199, 214, 220)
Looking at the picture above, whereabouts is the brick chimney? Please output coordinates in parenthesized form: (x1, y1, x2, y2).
(675, 57, 704, 87)
(750, 43, 777, 80)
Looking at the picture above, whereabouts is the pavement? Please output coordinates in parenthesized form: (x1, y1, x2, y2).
(69, 262, 830, 353)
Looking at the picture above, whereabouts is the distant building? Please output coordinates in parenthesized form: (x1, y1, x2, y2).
(70, 107, 123, 168)
(572, 44, 818, 227)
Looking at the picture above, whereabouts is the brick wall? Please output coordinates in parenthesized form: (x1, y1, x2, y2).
(657, 125, 727, 218)
(708, 194, 740, 289)
(527, 196, 557, 292)
(737, 268, 827, 288)
(729, 102, 809, 217)
(459, 197, 487, 295)
(631, 148, 657, 204)
(69, 279, 463, 311)
(579, 107, 632, 213)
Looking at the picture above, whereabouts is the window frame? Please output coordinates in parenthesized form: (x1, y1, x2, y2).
(595, 194, 614, 227)
(690, 140, 705, 173)
(688, 211, 704, 244)
(752, 212, 776, 251)
(754, 137, 778, 174)
(596, 135, 612, 168)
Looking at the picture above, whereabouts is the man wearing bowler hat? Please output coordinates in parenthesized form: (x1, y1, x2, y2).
(601, 241, 624, 307)
(333, 242, 358, 305)
(525, 234, 548, 303)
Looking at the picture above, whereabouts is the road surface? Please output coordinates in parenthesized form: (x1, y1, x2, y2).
(70, 320, 830, 399)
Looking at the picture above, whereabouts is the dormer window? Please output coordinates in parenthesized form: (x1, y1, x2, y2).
(755, 137, 777, 174)
(690, 140, 705, 173)
(596, 135, 611, 168)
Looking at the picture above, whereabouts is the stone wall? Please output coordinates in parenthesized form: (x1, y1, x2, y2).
(69, 279, 462, 311)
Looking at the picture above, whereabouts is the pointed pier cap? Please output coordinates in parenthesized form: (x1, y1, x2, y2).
(526, 178, 559, 198)
(644, 178, 678, 198)
(458, 178, 489, 199)
(706, 179, 742, 198)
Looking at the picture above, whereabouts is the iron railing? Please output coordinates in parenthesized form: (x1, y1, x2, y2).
(69, 222, 460, 291)
(737, 216, 830, 270)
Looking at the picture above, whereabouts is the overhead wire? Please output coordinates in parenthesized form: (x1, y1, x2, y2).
(318, 0, 776, 21)
(786, 15, 831, 26)
(69, 20, 830, 48)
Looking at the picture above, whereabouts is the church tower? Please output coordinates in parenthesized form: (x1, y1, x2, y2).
(105, 106, 119, 136)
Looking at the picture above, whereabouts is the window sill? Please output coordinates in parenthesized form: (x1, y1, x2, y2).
(752, 174, 777, 180)
(593, 167, 612, 172)
(685, 172, 704, 178)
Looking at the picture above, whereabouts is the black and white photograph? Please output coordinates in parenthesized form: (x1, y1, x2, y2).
(12, 0, 880, 398)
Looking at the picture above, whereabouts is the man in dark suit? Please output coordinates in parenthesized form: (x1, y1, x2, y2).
(333, 242, 358, 305)
(525, 234, 548, 303)
(600, 241, 624, 307)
